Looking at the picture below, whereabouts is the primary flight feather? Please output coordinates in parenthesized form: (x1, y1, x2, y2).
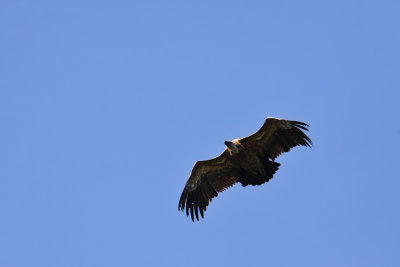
(178, 117, 312, 221)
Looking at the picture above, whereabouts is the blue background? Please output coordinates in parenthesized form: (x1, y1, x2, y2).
(1, 1, 399, 266)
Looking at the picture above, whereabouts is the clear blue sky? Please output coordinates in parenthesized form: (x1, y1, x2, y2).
(1, 1, 400, 266)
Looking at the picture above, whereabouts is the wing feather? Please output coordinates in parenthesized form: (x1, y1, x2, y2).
(240, 117, 312, 160)
(178, 150, 241, 221)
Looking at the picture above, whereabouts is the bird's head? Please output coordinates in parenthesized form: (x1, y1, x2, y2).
(224, 140, 239, 154)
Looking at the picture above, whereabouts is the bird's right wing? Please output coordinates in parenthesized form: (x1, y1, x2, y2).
(240, 117, 312, 160)
(178, 149, 241, 221)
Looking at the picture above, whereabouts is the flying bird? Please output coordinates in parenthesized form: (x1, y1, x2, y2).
(178, 117, 312, 221)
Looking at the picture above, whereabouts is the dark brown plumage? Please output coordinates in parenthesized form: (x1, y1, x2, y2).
(178, 117, 312, 221)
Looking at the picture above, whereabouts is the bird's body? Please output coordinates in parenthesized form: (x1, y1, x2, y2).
(227, 141, 272, 181)
(179, 117, 312, 221)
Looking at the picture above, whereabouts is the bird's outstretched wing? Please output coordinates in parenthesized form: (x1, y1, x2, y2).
(178, 149, 241, 221)
(240, 117, 312, 160)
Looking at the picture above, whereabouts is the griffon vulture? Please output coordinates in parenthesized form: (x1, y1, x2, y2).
(178, 117, 312, 221)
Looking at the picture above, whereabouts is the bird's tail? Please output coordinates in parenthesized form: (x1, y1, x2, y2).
(264, 160, 280, 180)
(239, 160, 280, 187)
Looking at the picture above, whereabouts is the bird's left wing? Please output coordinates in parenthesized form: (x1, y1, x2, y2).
(178, 149, 241, 221)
